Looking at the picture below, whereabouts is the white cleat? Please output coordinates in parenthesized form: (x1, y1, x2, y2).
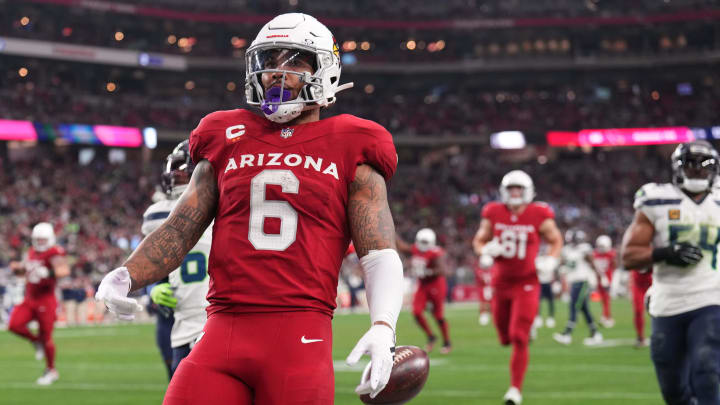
(33, 342, 44, 361)
(553, 332, 572, 345)
(545, 317, 556, 328)
(583, 332, 604, 346)
(479, 312, 490, 326)
(503, 386, 523, 405)
(533, 316, 543, 329)
(36, 368, 59, 386)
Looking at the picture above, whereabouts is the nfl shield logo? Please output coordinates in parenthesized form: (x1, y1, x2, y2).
(280, 128, 294, 139)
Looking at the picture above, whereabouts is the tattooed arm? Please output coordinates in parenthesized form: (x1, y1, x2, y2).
(348, 164, 397, 257)
(125, 160, 218, 291)
(345, 163, 403, 397)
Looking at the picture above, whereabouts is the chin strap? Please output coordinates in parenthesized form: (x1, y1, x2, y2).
(335, 82, 354, 94)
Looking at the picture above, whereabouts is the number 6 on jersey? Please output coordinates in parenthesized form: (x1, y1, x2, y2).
(248, 169, 299, 251)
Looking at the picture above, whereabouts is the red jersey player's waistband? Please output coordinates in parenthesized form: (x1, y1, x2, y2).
(492, 274, 539, 289)
(207, 303, 334, 319)
(24, 291, 57, 302)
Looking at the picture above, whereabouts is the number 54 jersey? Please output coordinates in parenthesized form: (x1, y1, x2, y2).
(634, 182, 720, 317)
(189, 109, 397, 317)
(481, 201, 555, 287)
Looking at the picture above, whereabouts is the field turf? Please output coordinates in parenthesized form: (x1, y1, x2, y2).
(0, 299, 661, 404)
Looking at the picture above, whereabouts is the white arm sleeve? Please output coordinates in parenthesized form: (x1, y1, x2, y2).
(359, 249, 404, 330)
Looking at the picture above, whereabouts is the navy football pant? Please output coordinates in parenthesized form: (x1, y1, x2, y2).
(171, 344, 192, 375)
(651, 305, 720, 405)
(539, 282, 554, 318)
(156, 311, 175, 380)
(566, 281, 595, 333)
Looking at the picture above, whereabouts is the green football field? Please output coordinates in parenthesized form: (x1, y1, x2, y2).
(0, 299, 661, 404)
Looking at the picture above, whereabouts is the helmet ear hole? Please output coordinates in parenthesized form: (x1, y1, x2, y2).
(330, 76, 337, 84)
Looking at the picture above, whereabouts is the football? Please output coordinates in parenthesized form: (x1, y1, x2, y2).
(359, 345, 430, 405)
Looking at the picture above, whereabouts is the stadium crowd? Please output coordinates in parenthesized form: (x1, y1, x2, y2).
(0, 149, 158, 308)
(2, 56, 719, 136)
(1, 1, 717, 61)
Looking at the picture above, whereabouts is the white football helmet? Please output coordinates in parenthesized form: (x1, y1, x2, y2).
(31, 222, 55, 252)
(245, 13, 353, 123)
(415, 228, 436, 252)
(499, 170, 535, 206)
(596, 235, 612, 253)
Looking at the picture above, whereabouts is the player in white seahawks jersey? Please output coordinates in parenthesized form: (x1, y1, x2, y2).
(553, 229, 606, 346)
(144, 140, 212, 375)
(622, 140, 720, 405)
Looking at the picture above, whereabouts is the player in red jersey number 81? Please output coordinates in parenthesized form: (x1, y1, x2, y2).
(473, 170, 563, 405)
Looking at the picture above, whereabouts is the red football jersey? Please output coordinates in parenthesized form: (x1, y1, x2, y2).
(24, 245, 65, 300)
(409, 244, 444, 282)
(481, 201, 554, 286)
(592, 250, 616, 277)
(189, 109, 397, 317)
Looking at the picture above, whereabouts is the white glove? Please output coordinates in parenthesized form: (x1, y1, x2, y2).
(95, 267, 143, 321)
(346, 324, 395, 399)
(535, 255, 559, 274)
(478, 254, 494, 269)
(481, 238, 503, 258)
(26, 265, 50, 283)
(600, 275, 610, 289)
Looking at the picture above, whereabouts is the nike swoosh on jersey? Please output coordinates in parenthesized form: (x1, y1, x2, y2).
(301, 336, 324, 344)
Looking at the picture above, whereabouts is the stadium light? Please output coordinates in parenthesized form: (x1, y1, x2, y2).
(490, 131, 527, 149)
(143, 127, 157, 149)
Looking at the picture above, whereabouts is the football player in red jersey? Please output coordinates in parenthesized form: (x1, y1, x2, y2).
(398, 228, 451, 353)
(629, 268, 653, 348)
(8, 222, 70, 385)
(593, 235, 616, 328)
(95, 13, 404, 405)
(472, 170, 563, 405)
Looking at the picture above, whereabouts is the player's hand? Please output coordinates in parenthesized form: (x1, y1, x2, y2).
(150, 283, 177, 308)
(535, 255, 559, 274)
(652, 243, 703, 267)
(478, 254, 494, 269)
(95, 267, 143, 321)
(481, 238, 503, 258)
(346, 324, 395, 399)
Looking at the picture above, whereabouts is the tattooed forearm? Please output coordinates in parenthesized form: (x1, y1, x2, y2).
(125, 160, 218, 291)
(348, 164, 396, 257)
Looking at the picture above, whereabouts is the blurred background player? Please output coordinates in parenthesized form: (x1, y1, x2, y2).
(473, 170, 563, 405)
(398, 228, 452, 354)
(593, 235, 616, 328)
(553, 229, 606, 346)
(622, 140, 720, 404)
(96, 13, 404, 404)
(629, 267, 653, 348)
(144, 140, 212, 377)
(534, 247, 557, 330)
(7, 222, 69, 385)
(475, 255, 492, 326)
(338, 243, 362, 310)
